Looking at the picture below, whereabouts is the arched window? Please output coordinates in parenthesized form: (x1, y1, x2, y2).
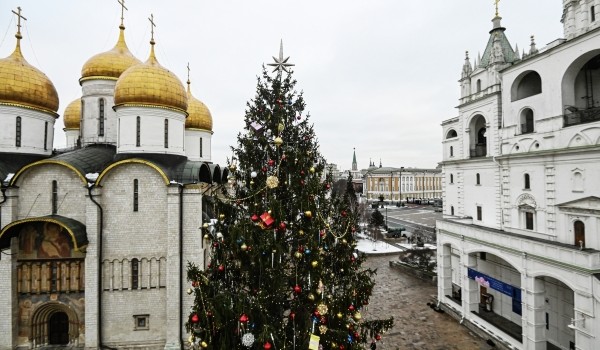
(15, 116, 21, 147)
(512, 71, 542, 101)
(573, 171, 583, 192)
(446, 129, 457, 139)
(131, 258, 139, 289)
(524, 173, 531, 189)
(450, 174, 454, 184)
(476, 79, 482, 93)
(164, 119, 169, 148)
(136, 116, 141, 147)
(476, 173, 480, 185)
(574, 220, 585, 248)
(592, 6, 597, 22)
(44, 121, 48, 150)
(450, 206, 455, 216)
(133, 179, 139, 212)
(98, 99, 105, 137)
(52, 180, 58, 214)
(469, 115, 487, 157)
(449, 146, 454, 157)
(520, 108, 534, 134)
(199, 137, 203, 157)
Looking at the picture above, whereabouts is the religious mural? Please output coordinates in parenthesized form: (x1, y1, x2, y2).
(17, 222, 83, 259)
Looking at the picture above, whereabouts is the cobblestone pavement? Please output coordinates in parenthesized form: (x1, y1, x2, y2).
(362, 255, 490, 350)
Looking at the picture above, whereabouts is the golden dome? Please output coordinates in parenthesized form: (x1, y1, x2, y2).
(0, 37, 59, 114)
(80, 25, 141, 82)
(114, 42, 188, 112)
(186, 81, 213, 131)
(63, 98, 81, 129)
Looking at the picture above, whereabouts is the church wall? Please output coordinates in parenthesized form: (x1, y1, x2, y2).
(185, 130, 212, 162)
(17, 164, 87, 223)
(0, 238, 18, 350)
(81, 80, 117, 146)
(0, 105, 55, 156)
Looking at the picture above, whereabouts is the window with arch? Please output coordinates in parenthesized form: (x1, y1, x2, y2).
(574, 220, 585, 248)
(449, 146, 454, 157)
(164, 119, 169, 148)
(136, 116, 141, 147)
(573, 171, 583, 192)
(476, 206, 482, 221)
(450, 174, 454, 184)
(16, 116, 21, 147)
(520, 108, 534, 134)
(52, 180, 58, 214)
(133, 179, 139, 212)
(98, 99, 105, 137)
(469, 115, 487, 157)
(476, 79, 482, 93)
(476, 173, 480, 185)
(131, 258, 139, 290)
(524, 173, 531, 189)
(44, 121, 48, 150)
(592, 6, 596, 22)
(446, 129, 457, 139)
(512, 71, 542, 101)
(450, 206, 455, 216)
(199, 137, 203, 157)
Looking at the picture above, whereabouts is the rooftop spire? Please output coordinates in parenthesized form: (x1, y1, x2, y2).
(148, 14, 157, 61)
(186, 62, 191, 92)
(494, 0, 500, 18)
(11, 6, 27, 41)
(117, 0, 128, 29)
(352, 148, 358, 171)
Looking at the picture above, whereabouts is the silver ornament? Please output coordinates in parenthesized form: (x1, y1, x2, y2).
(241, 333, 255, 347)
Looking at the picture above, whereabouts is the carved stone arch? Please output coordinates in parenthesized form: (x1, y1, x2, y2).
(462, 247, 524, 275)
(527, 272, 578, 293)
(509, 143, 521, 153)
(30, 301, 80, 347)
(527, 139, 541, 152)
(516, 193, 537, 209)
(567, 132, 592, 148)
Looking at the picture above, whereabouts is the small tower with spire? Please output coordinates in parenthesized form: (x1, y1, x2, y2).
(460, 51, 473, 98)
(352, 148, 358, 171)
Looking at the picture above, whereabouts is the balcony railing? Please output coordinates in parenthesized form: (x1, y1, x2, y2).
(469, 144, 487, 158)
(563, 107, 600, 127)
(520, 124, 534, 134)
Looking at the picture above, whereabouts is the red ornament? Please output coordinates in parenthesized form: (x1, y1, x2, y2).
(320, 316, 327, 324)
(218, 265, 225, 272)
(348, 304, 355, 311)
(300, 180, 305, 186)
(290, 312, 296, 320)
(354, 331, 360, 339)
(341, 210, 347, 217)
(264, 342, 272, 350)
(339, 345, 345, 350)
(192, 281, 199, 287)
(314, 310, 320, 317)
(239, 313, 249, 323)
(259, 212, 275, 229)
(325, 183, 331, 190)
(191, 314, 199, 323)
(261, 166, 267, 173)
(251, 214, 259, 222)
(213, 242, 219, 248)
(268, 159, 275, 167)
(320, 230, 326, 237)
(375, 334, 382, 341)
(207, 311, 213, 317)
(293, 284, 302, 294)
(278, 222, 287, 231)
(300, 170, 305, 176)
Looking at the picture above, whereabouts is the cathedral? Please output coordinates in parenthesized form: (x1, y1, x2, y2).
(0, 5, 225, 350)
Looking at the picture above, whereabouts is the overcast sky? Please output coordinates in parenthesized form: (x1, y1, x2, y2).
(0, 0, 563, 170)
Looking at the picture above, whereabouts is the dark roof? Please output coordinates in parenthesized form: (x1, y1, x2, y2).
(0, 153, 47, 184)
(479, 27, 517, 68)
(0, 214, 88, 252)
(52, 144, 116, 175)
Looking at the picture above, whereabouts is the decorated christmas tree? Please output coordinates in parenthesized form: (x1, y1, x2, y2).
(186, 43, 393, 350)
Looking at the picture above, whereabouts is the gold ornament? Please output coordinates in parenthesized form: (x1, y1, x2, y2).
(336, 312, 343, 319)
(229, 164, 237, 171)
(342, 239, 347, 244)
(308, 293, 315, 301)
(353, 311, 362, 321)
(317, 303, 329, 315)
(309, 167, 315, 173)
(299, 229, 305, 236)
(201, 341, 208, 348)
(241, 243, 248, 251)
(266, 176, 279, 189)
(304, 211, 312, 218)
(203, 234, 210, 239)
(250, 180, 254, 185)
(311, 261, 319, 268)
(274, 137, 283, 146)
(294, 251, 302, 259)
(188, 336, 194, 343)
(319, 325, 328, 334)
(203, 223, 209, 228)
(278, 122, 285, 132)
(331, 342, 337, 348)
(219, 214, 225, 220)
(187, 288, 193, 295)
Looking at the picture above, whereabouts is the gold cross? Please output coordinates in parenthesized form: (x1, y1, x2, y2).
(494, 0, 500, 17)
(148, 14, 156, 41)
(187, 62, 191, 82)
(117, 0, 128, 26)
(11, 7, 27, 36)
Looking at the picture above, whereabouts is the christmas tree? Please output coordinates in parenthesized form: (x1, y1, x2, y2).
(186, 46, 393, 350)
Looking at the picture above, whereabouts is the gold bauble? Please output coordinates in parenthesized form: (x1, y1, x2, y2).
(319, 325, 328, 334)
(187, 288, 193, 295)
(278, 122, 285, 132)
(219, 214, 225, 220)
(294, 251, 302, 259)
(336, 312, 343, 319)
(353, 311, 362, 321)
(188, 335, 194, 343)
(201, 341, 208, 348)
(299, 230, 305, 236)
(241, 243, 248, 251)
(250, 180, 254, 185)
(203, 234, 210, 239)
(304, 211, 312, 218)
(203, 223, 209, 228)
(311, 261, 319, 268)
(274, 137, 283, 146)
(342, 239, 347, 244)
(310, 167, 315, 173)
(308, 293, 315, 301)
(317, 303, 329, 315)
(331, 342, 337, 348)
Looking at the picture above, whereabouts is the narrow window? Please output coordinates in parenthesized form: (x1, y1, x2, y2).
(449, 146, 453, 157)
(476, 206, 482, 221)
(450, 174, 454, 184)
(164, 119, 169, 148)
(476, 79, 482, 93)
(133, 179, 139, 212)
(44, 121, 48, 150)
(136, 116, 141, 147)
(525, 212, 534, 230)
(574, 220, 585, 248)
(50, 261, 58, 292)
(52, 180, 58, 214)
(450, 206, 455, 215)
(16, 116, 21, 147)
(476, 173, 480, 185)
(131, 258, 139, 290)
(98, 98, 105, 137)
(546, 312, 549, 330)
(592, 6, 596, 22)
(199, 137, 203, 157)
(524, 173, 530, 189)
(480, 252, 487, 260)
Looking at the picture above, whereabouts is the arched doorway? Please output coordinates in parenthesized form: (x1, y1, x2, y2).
(469, 115, 487, 157)
(48, 312, 69, 345)
(574, 220, 585, 248)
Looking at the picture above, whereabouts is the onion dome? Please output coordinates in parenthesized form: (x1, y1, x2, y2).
(0, 32, 59, 114)
(186, 80, 213, 131)
(80, 24, 141, 83)
(63, 98, 81, 129)
(114, 39, 188, 112)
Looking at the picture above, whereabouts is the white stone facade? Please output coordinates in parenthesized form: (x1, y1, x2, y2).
(185, 129, 212, 162)
(0, 105, 55, 156)
(438, 5, 600, 350)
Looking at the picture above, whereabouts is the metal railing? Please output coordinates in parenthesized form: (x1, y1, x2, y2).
(563, 107, 600, 127)
(469, 144, 487, 158)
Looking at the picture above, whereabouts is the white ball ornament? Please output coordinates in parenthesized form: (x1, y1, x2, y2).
(251, 171, 257, 178)
(241, 333, 255, 347)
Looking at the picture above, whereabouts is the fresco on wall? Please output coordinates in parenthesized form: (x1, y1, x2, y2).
(18, 222, 83, 259)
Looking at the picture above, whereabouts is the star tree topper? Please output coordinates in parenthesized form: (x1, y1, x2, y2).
(267, 39, 295, 76)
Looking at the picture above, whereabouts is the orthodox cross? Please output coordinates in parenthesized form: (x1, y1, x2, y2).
(494, 0, 500, 17)
(118, 0, 128, 26)
(148, 14, 156, 41)
(11, 7, 27, 37)
(187, 62, 191, 85)
(267, 39, 294, 76)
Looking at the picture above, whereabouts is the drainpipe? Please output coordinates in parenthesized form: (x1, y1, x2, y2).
(0, 186, 7, 228)
(179, 184, 184, 349)
(87, 184, 105, 349)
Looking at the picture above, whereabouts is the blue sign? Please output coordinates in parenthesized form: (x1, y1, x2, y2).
(467, 268, 516, 297)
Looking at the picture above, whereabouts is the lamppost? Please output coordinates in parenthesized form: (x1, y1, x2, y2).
(399, 166, 404, 206)
(422, 171, 426, 202)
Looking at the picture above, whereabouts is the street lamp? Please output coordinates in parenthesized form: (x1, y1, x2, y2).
(399, 166, 404, 206)
(422, 171, 426, 202)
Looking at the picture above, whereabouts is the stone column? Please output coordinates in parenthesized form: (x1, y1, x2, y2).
(522, 275, 546, 350)
(84, 187, 100, 350)
(1, 187, 18, 229)
(0, 237, 18, 350)
(438, 243, 453, 300)
(462, 252, 479, 316)
(164, 185, 182, 350)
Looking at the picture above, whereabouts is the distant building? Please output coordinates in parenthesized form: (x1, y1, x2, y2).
(363, 166, 442, 202)
(437, 3, 600, 350)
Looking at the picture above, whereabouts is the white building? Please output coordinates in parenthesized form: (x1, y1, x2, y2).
(0, 7, 223, 350)
(438, 2, 600, 350)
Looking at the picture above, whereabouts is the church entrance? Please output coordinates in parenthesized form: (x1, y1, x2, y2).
(48, 312, 69, 345)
